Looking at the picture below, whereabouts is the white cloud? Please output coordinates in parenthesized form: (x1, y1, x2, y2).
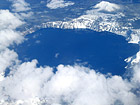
(0, 10, 24, 84)
(0, 8, 25, 82)
(0, 49, 18, 74)
(8, 0, 33, 20)
(10, 0, 31, 12)
(46, 0, 74, 9)
(132, 64, 140, 83)
(0, 29, 24, 49)
(94, 1, 120, 12)
(0, 61, 139, 105)
(0, 9, 26, 45)
(0, 10, 24, 30)
(0, 60, 53, 100)
(0, 10, 24, 49)
(19, 12, 34, 18)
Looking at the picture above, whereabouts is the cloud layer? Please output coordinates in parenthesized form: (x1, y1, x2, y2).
(0, 61, 140, 105)
(0, 9, 24, 75)
(94, 1, 120, 12)
(46, 0, 74, 9)
(10, 0, 31, 12)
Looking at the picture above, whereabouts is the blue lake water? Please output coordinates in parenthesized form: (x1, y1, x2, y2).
(15, 28, 139, 75)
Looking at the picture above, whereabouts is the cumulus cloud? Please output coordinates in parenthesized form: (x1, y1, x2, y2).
(132, 64, 140, 83)
(0, 61, 139, 105)
(94, 1, 120, 12)
(46, 0, 74, 9)
(0, 9, 24, 75)
(0, 0, 33, 84)
(0, 10, 23, 30)
(0, 1, 26, 87)
(10, 0, 31, 12)
(0, 49, 18, 74)
(0, 10, 24, 49)
(0, 60, 53, 100)
(9, 0, 34, 20)
(0, 29, 24, 49)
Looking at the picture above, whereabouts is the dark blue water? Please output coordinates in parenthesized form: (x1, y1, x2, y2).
(15, 28, 139, 75)
(0, 0, 11, 10)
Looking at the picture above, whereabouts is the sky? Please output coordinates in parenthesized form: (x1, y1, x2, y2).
(0, 0, 140, 105)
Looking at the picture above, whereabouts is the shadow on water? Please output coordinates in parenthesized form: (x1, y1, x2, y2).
(15, 28, 139, 75)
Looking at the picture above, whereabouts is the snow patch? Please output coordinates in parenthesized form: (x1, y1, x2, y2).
(94, 1, 120, 12)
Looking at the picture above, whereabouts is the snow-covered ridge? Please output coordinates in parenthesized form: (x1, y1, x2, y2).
(24, 2, 140, 66)
(30, 12, 134, 42)
(94, 1, 120, 12)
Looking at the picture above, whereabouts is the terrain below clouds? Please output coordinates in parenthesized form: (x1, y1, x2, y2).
(0, 0, 140, 105)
